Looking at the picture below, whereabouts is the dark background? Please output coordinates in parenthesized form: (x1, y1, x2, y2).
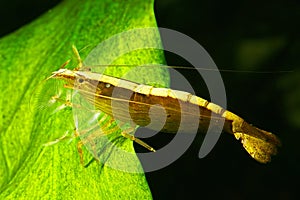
(1, 0, 299, 199)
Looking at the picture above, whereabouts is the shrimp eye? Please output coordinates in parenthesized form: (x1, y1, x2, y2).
(78, 78, 84, 83)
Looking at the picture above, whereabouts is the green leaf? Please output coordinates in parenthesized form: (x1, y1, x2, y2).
(0, 0, 169, 199)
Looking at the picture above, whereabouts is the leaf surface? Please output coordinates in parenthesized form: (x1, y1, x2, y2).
(0, 0, 168, 199)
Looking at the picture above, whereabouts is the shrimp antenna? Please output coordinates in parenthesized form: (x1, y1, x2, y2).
(72, 45, 83, 69)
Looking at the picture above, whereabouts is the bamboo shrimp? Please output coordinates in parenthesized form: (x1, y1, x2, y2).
(50, 66, 281, 164)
